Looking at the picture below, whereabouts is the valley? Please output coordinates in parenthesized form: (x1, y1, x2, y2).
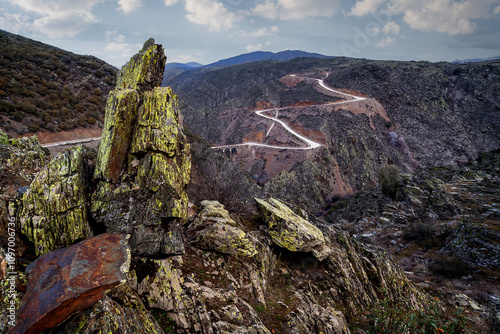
(0, 33, 499, 334)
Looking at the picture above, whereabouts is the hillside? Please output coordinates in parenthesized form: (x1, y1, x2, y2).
(166, 57, 500, 212)
(0, 30, 117, 137)
(161, 50, 331, 86)
(1, 40, 492, 334)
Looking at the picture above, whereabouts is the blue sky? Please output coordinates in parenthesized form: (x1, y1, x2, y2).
(1, 0, 499, 68)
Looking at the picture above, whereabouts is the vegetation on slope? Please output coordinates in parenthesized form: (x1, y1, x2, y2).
(0, 30, 117, 135)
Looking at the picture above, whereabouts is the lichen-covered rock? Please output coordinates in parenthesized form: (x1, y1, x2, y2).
(94, 89, 139, 183)
(189, 201, 257, 257)
(2, 135, 46, 171)
(91, 39, 191, 257)
(11, 233, 131, 334)
(49, 284, 165, 334)
(116, 38, 166, 93)
(255, 198, 328, 260)
(19, 146, 93, 256)
(284, 291, 350, 334)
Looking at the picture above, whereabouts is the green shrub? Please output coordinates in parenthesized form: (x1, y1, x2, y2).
(0, 129, 9, 145)
(404, 221, 438, 248)
(367, 297, 469, 334)
(377, 165, 401, 199)
(429, 255, 471, 278)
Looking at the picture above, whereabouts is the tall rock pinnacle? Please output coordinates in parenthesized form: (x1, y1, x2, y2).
(91, 39, 191, 257)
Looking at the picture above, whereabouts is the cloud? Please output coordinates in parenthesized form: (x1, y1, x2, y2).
(7, 0, 106, 38)
(0, 10, 36, 35)
(164, 0, 180, 5)
(184, 0, 239, 31)
(376, 36, 395, 47)
(246, 43, 263, 52)
(237, 26, 278, 38)
(347, 0, 386, 16)
(118, 0, 142, 13)
(348, 0, 499, 35)
(253, 0, 341, 20)
(34, 12, 98, 38)
(382, 21, 400, 35)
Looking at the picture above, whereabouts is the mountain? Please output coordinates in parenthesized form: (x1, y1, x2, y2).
(168, 56, 500, 213)
(164, 61, 202, 71)
(1, 40, 489, 333)
(162, 50, 331, 86)
(204, 50, 332, 68)
(453, 55, 500, 63)
(0, 29, 117, 137)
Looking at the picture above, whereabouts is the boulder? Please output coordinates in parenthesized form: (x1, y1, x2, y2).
(91, 39, 191, 257)
(49, 284, 165, 334)
(11, 233, 130, 334)
(255, 198, 328, 260)
(19, 146, 93, 256)
(189, 201, 257, 257)
(284, 291, 350, 334)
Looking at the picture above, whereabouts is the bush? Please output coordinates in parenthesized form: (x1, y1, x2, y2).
(367, 296, 469, 334)
(0, 129, 9, 145)
(404, 221, 438, 248)
(429, 255, 471, 278)
(377, 165, 401, 199)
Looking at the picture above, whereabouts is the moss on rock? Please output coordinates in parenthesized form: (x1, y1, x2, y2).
(19, 146, 93, 256)
(189, 201, 257, 257)
(91, 39, 191, 257)
(255, 198, 327, 259)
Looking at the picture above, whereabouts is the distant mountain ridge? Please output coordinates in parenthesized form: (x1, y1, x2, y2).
(165, 62, 202, 71)
(162, 49, 332, 86)
(204, 50, 332, 68)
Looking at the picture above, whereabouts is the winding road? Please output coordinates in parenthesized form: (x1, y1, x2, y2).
(211, 74, 366, 151)
(40, 75, 366, 151)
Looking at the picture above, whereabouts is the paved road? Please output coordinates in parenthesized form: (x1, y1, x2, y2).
(212, 74, 366, 150)
(40, 75, 365, 151)
(41, 137, 102, 148)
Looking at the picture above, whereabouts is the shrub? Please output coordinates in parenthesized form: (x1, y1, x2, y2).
(377, 165, 401, 199)
(404, 221, 438, 248)
(0, 129, 8, 145)
(367, 296, 469, 334)
(429, 255, 471, 278)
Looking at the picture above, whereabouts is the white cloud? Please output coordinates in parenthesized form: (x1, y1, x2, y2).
(253, 0, 341, 20)
(118, 0, 142, 13)
(7, 0, 107, 38)
(33, 12, 98, 38)
(347, 0, 386, 16)
(164, 0, 180, 5)
(383, 21, 400, 35)
(375, 36, 395, 47)
(246, 43, 263, 52)
(237, 26, 278, 38)
(0, 10, 36, 35)
(184, 0, 239, 31)
(348, 0, 499, 35)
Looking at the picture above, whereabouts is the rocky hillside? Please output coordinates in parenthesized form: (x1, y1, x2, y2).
(0, 30, 117, 136)
(166, 57, 500, 213)
(0, 39, 486, 334)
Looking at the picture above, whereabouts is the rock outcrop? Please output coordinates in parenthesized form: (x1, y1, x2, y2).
(188, 200, 257, 257)
(19, 146, 93, 256)
(50, 284, 165, 334)
(11, 233, 130, 334)
(91, 39, 191, 257)
(256, 198, 328, 260)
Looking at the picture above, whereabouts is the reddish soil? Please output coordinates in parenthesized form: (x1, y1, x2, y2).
(34, 127, 103, 144)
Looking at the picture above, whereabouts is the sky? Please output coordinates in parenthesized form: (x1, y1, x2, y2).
(0, 0, 499, 68)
